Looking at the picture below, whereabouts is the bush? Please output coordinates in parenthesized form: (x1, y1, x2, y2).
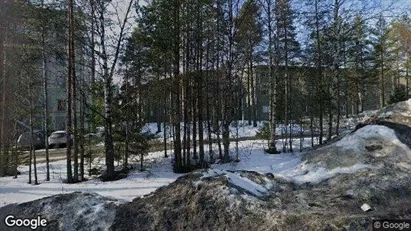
(89, 167, 101, 176)
(388, 86, 408, 104)
(256, 122, 270, 140)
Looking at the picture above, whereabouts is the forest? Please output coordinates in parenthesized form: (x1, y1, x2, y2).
(0, 0, 410, 183)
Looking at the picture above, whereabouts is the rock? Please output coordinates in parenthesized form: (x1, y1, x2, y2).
(344, 189, 355, 199)
(361, 203, 372, 212)
(273, 197, 282, 207)
(265, 172, 275, 179)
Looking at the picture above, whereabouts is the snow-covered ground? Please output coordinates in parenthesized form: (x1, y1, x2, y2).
(0, 124, 388, 207)
(0, 138, 311, 206)
(142, 121, 307, 140)
(0, 150, 180, 206)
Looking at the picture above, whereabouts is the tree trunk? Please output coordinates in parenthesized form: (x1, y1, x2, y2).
(250, 59, 257, 128)
(222, 0, 235, 162)
(28, 88, 33, 184)
(380, 47, 385, 108)
(80, 69, 85, 181)
(247, 66, 252, 126)
(123, 73, 129, 171)
(315, 0, 323, 145)
(267, 0, 278, 154)
(0, 34, 5, 177)
(99, 0, 116, 179)
(41, 0, 50, 181)
(163, 88, 168, 158)
(13, 123, 18, 179)
(140, 153, 144, 171)
(66, 0, 74, 183)
(104, 74, 115, 178)
(172, 0, 182, 172)
(196, 3, 205, 165)
(72, 58, 78, 183)
(215, 0, 223, 160)
(285, 24, 292, 152)
(205, 42, 213, 162)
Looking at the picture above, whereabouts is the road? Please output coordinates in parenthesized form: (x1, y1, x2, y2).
(19, 132, 330, 165)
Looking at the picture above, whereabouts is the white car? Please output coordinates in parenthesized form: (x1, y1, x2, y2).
(48, 131, 73, 148)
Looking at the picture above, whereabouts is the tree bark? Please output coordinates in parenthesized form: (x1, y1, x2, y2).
(266, 0, 279, 154)
(66, 0, 74, 183)
(41, 0, 50, 181)
(172, 0, 182, 172)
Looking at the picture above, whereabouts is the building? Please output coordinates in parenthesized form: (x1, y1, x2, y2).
(141, 62, 410, 124)
(0, 4, 91, 132)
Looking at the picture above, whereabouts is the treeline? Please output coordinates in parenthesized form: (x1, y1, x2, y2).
(0, 0, 147, 182)
(0, 0, 410, 179)
(122, 0, 411, 172)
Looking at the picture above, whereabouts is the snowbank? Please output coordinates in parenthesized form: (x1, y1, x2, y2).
(335, 125, 409, 151)
(280, 162, 375, 185)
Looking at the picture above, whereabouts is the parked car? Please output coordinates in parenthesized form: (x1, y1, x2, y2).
(17, 130, 45, 150)
(48, 131, 73, 148)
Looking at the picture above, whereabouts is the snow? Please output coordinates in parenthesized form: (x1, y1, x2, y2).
(201, 169, 271, 197)
(279, 162, 375, 185)
(378, 111, 393, 118)
(335, 125, 408, 151)
(0, 124, 404, 206)
(142, 121, 306, 141)
(358, 110, 378, 118)
(58, 193, 117, 231)
(0, 138, 311, 205)
(0, 151, 181, 206)
(374, 99, 411, 118)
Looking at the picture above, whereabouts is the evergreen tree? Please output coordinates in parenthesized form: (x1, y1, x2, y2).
(275, 0, 300, 151)
(260, 0, 279, 154)
(346, 15, 375, 114)
(389, 15, 411, 95)
(370, 14, 393, 108)
(235, 0, 263, 128)
(303, 0, 329, 145)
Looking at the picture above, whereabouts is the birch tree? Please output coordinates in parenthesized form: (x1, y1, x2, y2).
(94, 0, 135, 179)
